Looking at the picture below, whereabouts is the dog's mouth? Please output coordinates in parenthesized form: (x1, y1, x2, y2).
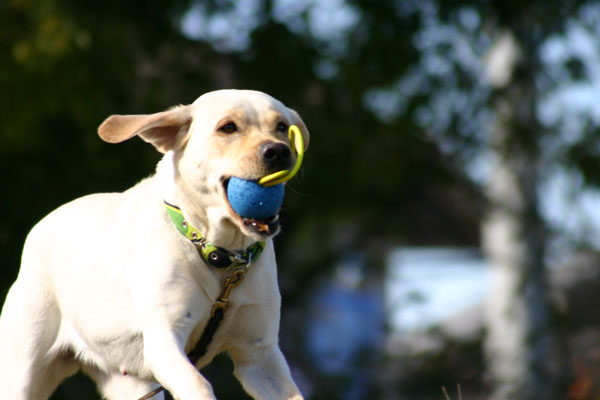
(221, 178, 281, 236)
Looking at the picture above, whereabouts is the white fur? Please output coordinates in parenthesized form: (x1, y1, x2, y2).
(0, 90, 307, 400)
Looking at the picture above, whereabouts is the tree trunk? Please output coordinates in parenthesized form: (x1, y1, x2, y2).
(483, 30, 551, 400)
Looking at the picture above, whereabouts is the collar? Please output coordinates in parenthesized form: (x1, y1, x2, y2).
(164, 201, 264, 269)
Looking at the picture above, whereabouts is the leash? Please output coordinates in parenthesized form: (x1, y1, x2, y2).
(136, 205, 264, 400)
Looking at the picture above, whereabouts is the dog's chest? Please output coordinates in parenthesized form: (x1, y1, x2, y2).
(83, 255, 276, 377)
(181, 283, 257, 360)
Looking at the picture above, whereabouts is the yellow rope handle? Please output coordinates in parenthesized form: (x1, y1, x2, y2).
(258, 125, 305, 187)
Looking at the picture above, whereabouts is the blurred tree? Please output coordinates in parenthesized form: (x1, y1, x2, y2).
(482, 29, 550, 400)
(367, 1, 596, 399)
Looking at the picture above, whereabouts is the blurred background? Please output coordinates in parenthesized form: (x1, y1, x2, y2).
(2, 0, 600, 399)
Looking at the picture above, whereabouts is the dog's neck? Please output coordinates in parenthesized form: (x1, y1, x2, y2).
(157, 152, 255, 251)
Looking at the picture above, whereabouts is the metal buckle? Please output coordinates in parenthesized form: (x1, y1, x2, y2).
(231, 252, 246, 266)
(211, 268, 247, 316)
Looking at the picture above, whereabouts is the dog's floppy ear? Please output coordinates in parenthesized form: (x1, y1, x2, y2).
(288, 109, 310, 151)
(98, 106, 191, 153)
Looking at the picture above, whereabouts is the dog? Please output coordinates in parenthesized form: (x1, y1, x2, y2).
(0, 90, 309, 400)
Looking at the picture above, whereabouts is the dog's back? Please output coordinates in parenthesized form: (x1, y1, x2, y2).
(0, 182, 161, 398)
(0, 198, 90, 398)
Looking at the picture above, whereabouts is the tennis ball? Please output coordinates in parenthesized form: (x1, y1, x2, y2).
(227, 177, 285, 219)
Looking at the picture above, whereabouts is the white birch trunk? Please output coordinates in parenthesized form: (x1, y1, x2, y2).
(483, 30, 550, 400)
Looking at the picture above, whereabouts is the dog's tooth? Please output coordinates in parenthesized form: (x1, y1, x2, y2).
(256, 221, 270, 232)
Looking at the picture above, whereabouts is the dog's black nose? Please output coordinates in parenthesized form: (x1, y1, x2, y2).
(260, 142, 292, 170)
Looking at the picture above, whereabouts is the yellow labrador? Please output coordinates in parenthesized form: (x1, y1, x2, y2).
(0, 90, 309, 400)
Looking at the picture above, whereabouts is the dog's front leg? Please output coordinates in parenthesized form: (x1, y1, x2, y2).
(230, 344, 303, 400)
(144, 327, 216, 400)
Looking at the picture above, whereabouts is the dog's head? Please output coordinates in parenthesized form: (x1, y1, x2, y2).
(98, 90, 310, 240)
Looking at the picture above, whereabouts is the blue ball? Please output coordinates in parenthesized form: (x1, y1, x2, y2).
(227, 177, 285, 219)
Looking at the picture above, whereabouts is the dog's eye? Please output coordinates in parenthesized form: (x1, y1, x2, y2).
(219, 122, 238, 134)
(276, 122, 288, 133)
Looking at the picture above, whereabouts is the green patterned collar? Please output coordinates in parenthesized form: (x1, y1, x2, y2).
(164, 201, 264, 269)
